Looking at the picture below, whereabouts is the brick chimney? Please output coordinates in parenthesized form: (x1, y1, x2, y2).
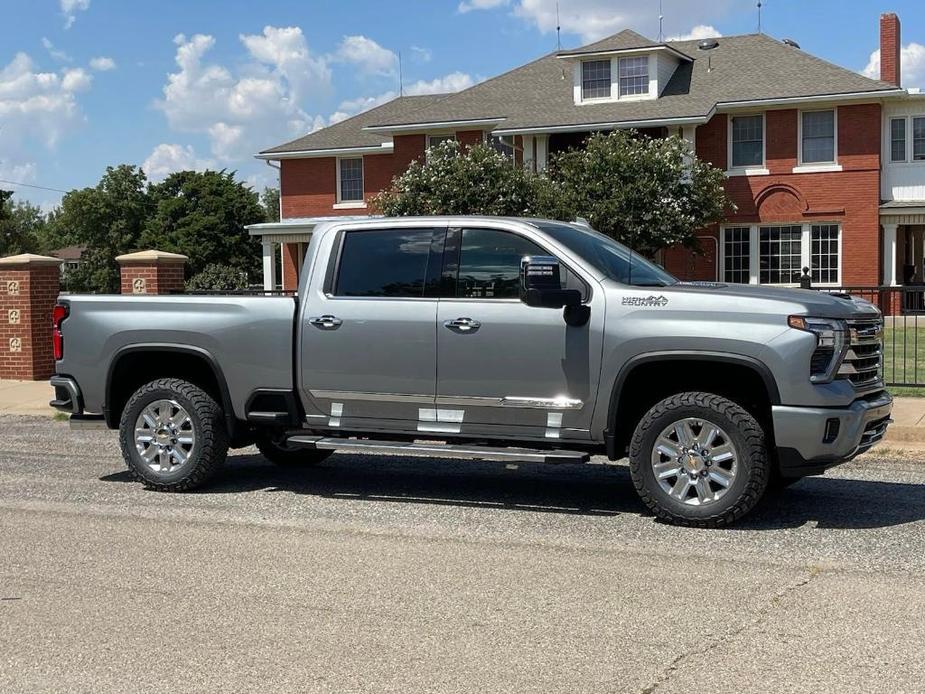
(880, 12, 901, 86)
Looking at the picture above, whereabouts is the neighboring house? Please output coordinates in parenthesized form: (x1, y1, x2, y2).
(252, 12, 925, 305)
(49, 245, 85, 275)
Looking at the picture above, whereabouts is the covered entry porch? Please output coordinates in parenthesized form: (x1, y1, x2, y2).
(882, 202, 925, 313)
(247, 216, 370, 291)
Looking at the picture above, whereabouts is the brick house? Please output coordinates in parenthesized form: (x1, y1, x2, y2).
(251, 13, 925, 298)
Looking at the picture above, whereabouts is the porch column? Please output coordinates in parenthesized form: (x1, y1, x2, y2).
(914, 227, 923, 283)
(522, 135, 535, 173)
(535, 135, 549, 172)
(262, 239, 277, 291)
(882, 223, 899, 286)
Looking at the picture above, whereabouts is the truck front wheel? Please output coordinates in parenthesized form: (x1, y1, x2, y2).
(628, 392, 769, 528)
(119, 378, 229, 491)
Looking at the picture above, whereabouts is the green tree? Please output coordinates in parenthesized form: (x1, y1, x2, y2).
(0, 190, 38, 256)
(372, 140, 546, 217)
(141, 170, 265, 281)
(185, 263, 251, 291)
(261, 187, 280, 223)
(542, 131, 732, 256)
(49, 165, 151, 292)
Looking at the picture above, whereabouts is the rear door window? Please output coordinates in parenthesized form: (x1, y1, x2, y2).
(334, 228, 438, 298)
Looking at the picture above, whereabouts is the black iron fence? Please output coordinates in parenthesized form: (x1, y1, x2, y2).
(817, 285, 925, 389)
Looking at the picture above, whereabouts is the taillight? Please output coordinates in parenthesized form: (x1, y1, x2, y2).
(52, 303, 68, 361)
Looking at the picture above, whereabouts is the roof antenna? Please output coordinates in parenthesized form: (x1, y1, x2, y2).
(658, 0, 664, 42)
(398, 50, 404, 96)
(556, 1, 561, 50)
(757, 1, 763, 33)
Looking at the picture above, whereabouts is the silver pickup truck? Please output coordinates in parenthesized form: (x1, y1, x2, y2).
(50, 216, 892, 527)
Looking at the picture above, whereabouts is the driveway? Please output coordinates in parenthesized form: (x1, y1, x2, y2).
(1, 415, 924, 693)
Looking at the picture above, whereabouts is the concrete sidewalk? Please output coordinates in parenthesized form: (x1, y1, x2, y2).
(2, 378, 925, 446)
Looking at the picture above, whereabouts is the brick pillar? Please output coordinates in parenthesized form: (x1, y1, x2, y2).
(281, 243, 299, 292)
(0, 254, 63, 380)
(116, 250, 188, 295)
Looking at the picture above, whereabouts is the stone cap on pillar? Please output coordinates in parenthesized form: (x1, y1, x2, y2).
(115, 250, 188, 265)
(0, 253, 64, 269)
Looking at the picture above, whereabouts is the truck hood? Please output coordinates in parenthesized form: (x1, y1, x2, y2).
(662, 282, 880, 320)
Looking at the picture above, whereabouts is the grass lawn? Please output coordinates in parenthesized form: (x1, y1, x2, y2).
(883, 326, 925, 396)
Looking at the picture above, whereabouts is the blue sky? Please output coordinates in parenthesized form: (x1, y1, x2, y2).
(1, 0, 924, 209)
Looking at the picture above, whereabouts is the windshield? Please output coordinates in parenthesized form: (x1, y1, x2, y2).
(534, 221, 678, 287)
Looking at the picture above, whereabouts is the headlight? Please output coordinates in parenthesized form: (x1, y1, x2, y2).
(788, 316, 848, 384)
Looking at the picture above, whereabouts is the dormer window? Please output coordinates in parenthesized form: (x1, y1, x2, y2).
(618, 56, 649, 96)
(581, 60, 611, 100)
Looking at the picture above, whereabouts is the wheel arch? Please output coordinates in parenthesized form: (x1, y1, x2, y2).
(105, 344, 237, 436)
(604, 351, 781, 460)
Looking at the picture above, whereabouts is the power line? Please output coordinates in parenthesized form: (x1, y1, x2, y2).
(0, 178, 69, 194)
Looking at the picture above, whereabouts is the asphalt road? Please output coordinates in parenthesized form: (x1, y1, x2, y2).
(1, 415, 925, 693)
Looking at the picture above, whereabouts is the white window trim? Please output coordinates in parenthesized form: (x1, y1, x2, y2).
(794, 108, 842, 173)
(726, 113, 769, 176)
(889, 115, 925, 164)
(719, 223, 842, 287)
(575, 55, 654, 105)
(890, 116, 909, 163)
(335, 156, 365, 207)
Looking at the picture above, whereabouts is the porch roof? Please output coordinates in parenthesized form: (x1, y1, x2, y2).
(246, 216, 376, 243)
(881, 201, 925, 225)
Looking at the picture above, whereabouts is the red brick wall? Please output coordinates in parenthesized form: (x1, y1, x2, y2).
(671, 103, 882, 285)
(880, 13, 901, 86)
(0, 264, 60, 380)
(280, 157, 339, 219)
(392, 134, 426, 173)
(119, 263, 185, 295)
(281, 243, 300, 292)
(456, 130, 484, 149)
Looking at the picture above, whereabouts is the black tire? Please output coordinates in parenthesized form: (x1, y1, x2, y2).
(628, 392, 769, 528)
(256, 434, 332, 467)
(119, 378, 229, 492)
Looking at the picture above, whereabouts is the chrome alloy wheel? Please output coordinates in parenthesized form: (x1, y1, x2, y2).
(650, 417, 738, 506)
(134, 399, 196, 474)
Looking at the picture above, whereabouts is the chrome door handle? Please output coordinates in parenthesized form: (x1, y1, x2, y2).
(309, 315, 343, 330)
(444, 317, 481, 332)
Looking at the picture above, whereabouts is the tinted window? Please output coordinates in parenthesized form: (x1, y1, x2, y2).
(456, 228, 549, 299)
(335, 229, 434, 297)
(535, 222, 677, 287)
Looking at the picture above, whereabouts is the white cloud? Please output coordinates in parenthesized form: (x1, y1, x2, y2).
(667, 25, 722, 42)
(155, 29, 329, 161)
(60, 0, 90, 29)
(142, 143, 215, 181)
(334, 35, 398, 76)
(461, 0, 741, 43)
(41, 37, 72, 63)
(0, 53, 89, 150)
(89, 56, 116, 71)
(458, 0, 509, 13)
(0, 52, 90, 198)
(406, 71, 476, 95)
(61, 67, 92, 92)
(863, 42, 925, 89)
(410, 45, 432, 63)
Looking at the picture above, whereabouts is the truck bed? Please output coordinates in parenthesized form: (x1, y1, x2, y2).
(56, 294, 297, 421)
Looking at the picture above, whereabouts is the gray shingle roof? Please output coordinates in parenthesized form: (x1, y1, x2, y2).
(366, 32, 898, 132)
(260, 30, 900, 155)
(259, 94, 447, 154)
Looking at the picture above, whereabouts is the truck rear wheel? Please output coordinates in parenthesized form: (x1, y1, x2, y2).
(628, 392, 769, 528)
(119, 378, 229, 492)
(255, 434, 332, 467)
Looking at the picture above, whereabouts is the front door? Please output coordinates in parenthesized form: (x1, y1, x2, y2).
(299, 224, 445, 432)
(435, 226, 604, 441)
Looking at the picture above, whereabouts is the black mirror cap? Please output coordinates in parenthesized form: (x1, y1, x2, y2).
(523, 288, 582, 309)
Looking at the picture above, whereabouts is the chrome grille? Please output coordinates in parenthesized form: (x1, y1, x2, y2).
(838, 318, 883, 387)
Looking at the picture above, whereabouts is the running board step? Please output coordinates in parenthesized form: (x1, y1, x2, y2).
(286, 436, 590, 464)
